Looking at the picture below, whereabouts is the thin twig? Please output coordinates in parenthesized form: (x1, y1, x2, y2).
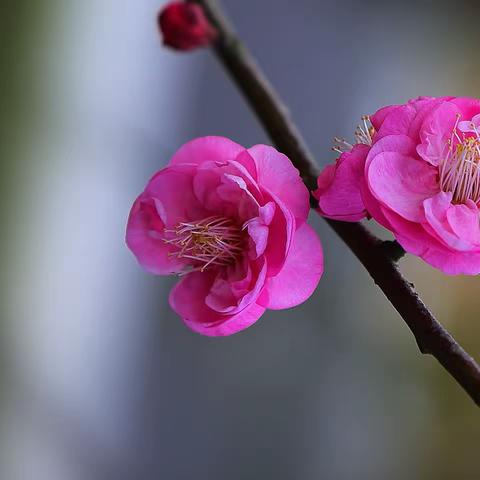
(188, 0, 480, 405)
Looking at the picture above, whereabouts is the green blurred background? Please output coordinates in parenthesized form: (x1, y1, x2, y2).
(1, 1, 479, 479)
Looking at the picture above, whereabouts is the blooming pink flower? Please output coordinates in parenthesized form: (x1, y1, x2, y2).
(314, 117, 373, 221)
(315, 96, 480, 275)
(158, 1, 217, 51)
(126, 137, 323, 335)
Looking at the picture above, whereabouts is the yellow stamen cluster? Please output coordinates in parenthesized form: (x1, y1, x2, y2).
(440, 116, 480, 205)
(164, 216, 243, 274)
(332, 115, 374, 154)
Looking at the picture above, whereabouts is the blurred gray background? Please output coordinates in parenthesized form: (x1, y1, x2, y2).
(1, 1, 479, 479)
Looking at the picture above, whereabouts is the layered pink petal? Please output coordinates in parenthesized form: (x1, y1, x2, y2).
(393, 213, 480, 274)
(360, 179, 392, 229)
(232, 149, 259, 181)
(205, 258, 267, 315)
(423, 192, 480, 251)
(370, 96, 442, 135)
(363, 134, 419, 228)
(407, 97, 451, 142)
(374, 104, 417, 141)
(416, 101, 459, 166)
(248, 144, 310, 223)
(169, 136, 244, 167)
(146, 164, 206, 226)
(314, 144, 369, 221)
(446, 201, 480, 245)
(247, 220, 269, 258)
(186, 302, 266, 336)
(126, 196, 186, 274)
(218, 173, 259, 218)
(420, 248, 480, 275)
(394, 229, 480, 275)
(192, 166, 222, 210)
(451, 97, 480, 120)
(169, 270, 220, 324)
(367, 151, 438, 222)
(395, 225, 480, 274)
(126, 164, 206, 275)
(316, 164, 335, 191)
(192, 161, 260, 220)
(379, 207, 480, 275)
(259, 223, 323, 309)
(364, 134, 417, 172)
(360, 135, 428, 230)
(381, 192, 480, 275)
(169, 271, 266, 336)
(381, 207, 446, 255)
(244, 202, 276, 259)
(261, 189, 295, 276)
(371, 104, 401, 132)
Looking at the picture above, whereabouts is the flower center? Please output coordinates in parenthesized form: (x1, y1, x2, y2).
(440, 117, 480, 204)
(164, 215, 243, 273)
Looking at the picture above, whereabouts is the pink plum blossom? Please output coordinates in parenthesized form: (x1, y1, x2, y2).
(126, 136, 323, 335)
(315, 96, 480, 275)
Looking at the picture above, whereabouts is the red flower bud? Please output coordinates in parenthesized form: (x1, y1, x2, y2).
(158, 2, 217, 51)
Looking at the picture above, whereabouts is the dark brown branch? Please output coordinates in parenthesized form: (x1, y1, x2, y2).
(380, 239, 407, 263)
(188, 0, 480, 405)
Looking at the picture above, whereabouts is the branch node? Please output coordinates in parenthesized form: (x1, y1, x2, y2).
(380, 240, 406, 263)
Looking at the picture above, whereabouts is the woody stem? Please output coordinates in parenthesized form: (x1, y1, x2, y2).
(189, 0, 480, 405)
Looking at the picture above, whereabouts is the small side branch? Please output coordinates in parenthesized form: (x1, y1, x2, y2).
(380, 240, 406, 263)
(189, 0, 480, 405)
